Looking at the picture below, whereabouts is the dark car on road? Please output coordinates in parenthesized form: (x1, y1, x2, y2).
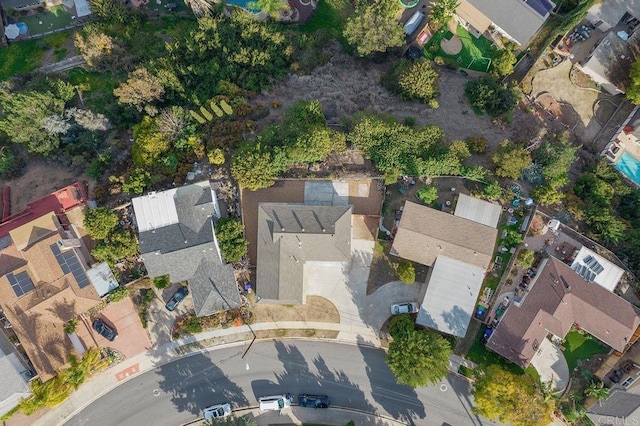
(165, 286, 188, 311)
(92, 319, 117, 341)
(298, 394, 330, 408)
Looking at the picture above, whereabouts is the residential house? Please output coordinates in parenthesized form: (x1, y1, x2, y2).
(455, 0, 555, 46)
(390, 195, 500, 338)
(0, 333, 31, 417)
(570, 246, 625, 292)
(487, 257, 640, 368)
(256, 203, 352, 304)
(586, 388, 640, 425)
(133, 181, 242, 317)
(576, 30, 640, 96)
(585, 0, 640, 33)
(0, 184, 121, 381)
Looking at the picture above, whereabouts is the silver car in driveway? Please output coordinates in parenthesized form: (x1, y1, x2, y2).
(391, 302, 419, 315)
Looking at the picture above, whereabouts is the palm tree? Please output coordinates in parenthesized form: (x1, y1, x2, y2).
(185, 0, 215, 18)
(585, 382, 610, 406)
(429, 0, 460, 25)
(248, 0, 290, 19)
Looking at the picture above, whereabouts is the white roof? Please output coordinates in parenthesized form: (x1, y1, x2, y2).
(416, 255, 485, 337)
(570, 246, 624, 292)
(454, 193, 501, 228)
(87, 262, 120, 297)
(0, 354, 30, 418)
(132, 189, 179, 232)
(74, 0, 92, 17)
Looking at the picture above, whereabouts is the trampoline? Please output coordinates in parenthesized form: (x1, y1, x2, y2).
(17, 22, 28, 35)
(399, 0, 419, 8)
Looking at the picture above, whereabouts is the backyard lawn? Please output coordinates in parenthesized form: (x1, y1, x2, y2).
(562, 330, 609, 371)
(423, 25, 496, 73)
(466, 325, 524, 375)
(0, 32, 69, 80)
(299, 0, 353, 35)
(18, 5, 74, 36)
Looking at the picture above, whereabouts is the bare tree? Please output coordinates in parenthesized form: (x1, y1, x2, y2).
(184, 0, 214, 18)
(157, 106, 188, 141)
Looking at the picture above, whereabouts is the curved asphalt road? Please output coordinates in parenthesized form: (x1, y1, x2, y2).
(65, 340, 492, 426)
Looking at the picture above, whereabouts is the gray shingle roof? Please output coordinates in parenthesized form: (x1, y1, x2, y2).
(135, 183, 240, 316)
(256, 203, 352, 303)
(0, 354, 30, 416)
(587, 389, 640, 423)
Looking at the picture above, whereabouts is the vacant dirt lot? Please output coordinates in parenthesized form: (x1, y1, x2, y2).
(252, 295, 339, 323)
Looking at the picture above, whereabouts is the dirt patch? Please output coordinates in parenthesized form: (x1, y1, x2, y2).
(536, 93, 580, 129)
(252, 295, 340, 323)
(441, 35, 462, 55)
(367, 241, 428, 294)
(3, 160, 90, 214)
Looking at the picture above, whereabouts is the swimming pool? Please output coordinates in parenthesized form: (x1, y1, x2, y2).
(226, 0, 260, 13)
(615, 151, 640, 187)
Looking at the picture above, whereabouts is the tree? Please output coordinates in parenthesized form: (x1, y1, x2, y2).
(184, 0, 214, 17)
(387, 60, 440, 105)
(92, 229, 139, 264)
(114, 68, 165, 115)
(157, 106, 188, 142)
(417, 186, 438, 204)
(74, 26, 114, 69)
(429, 0, 460, 25)
(66, 108, 110, 132)
(492, 140, 531, 179)
(515, 249, 535, 269)
(531, 184, 564, 206)
(627, 58, 640, 105)
(490, 48, 516, 77)
(472, 365, 555, 426)
(231, 142, 287, 190)
(131, 116, 170, 167)
(585, 382, 610, 403)
(122, 168, 152, 195)
(464, 76, 520, 116)
(83, 207, 119, 240)
(464, 135, 488, 153)
(482, 181, 502, 200)
(396, 261, 416, 284)
(249, 0, 290, 19)
(215, 218, 248, 263)
(386, 326, 452, 387)
(343, 0, 405, 57)
(0, 146, 15, 175)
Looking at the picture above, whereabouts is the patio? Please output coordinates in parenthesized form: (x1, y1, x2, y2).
(423, 24, 496, 73)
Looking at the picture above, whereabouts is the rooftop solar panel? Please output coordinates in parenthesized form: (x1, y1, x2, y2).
(50, 243, 92, 289)
(525, 0, 553, 17)
(6, 271, 35, 297)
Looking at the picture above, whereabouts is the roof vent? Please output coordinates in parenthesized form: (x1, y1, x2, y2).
(322, 228, 326, 232)
(281, 227, 285, 232)
(301, 228, 305, 232)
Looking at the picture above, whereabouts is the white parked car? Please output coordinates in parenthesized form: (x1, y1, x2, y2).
(258, 394, 292, 412)
(391, 302, 419, 315)
(203, 403, 231, 420)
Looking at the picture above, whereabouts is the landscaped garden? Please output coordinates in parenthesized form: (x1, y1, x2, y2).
(18, 5, 75, 36)
(562, 329, 609, 371)
(423, 24, 496, 72)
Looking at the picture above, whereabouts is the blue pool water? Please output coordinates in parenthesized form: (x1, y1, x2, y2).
(615, 151, 640, 186)
(226, 0, 260, 13)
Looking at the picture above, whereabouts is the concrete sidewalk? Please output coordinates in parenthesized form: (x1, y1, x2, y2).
(31, 319, 471, 426)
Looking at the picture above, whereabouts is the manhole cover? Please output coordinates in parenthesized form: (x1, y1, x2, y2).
(153, 389, 161, 397)
(440, 384, 448, 392)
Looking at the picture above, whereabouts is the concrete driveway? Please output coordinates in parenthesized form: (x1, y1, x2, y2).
(77, 297, 151, 358)
(146, 284, 195, 348)
(363, 281, 424, 331)
(530, 337, 570, 392)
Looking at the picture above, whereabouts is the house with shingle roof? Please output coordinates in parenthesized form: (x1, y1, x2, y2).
(487, 257, 640, 368)
(0, 212, 104, 381)
(256, 203, 352, 304)
(133, 181, 241, 316)
(0, 345, 31, 417)
(391, 198, 500, 338)
(586, 388, 640, 425)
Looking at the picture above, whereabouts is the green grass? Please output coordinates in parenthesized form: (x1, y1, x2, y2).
(0, 40, 45, 80)
(562, 330, 609, 372)
(299, 0, 353, 35)
(67, 68, 121, 114)
(466, 325, 524, 375)
(424, 25, 496, 72)
(525, 365, 540, 384)
(18, 5, 74, 36)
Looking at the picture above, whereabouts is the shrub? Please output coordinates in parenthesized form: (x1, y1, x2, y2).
(464, 76, 520, 116)
(516, 249, 535, 269)
(388, 60, 439, 104)
(207, 148, 225, 165)
(63, 318, 78, 334)
(396, 261, 416, 284)
(83, 207, 119, 240)
(464, 135, 488, 153)
(107, 286, 129, 303)
(181, 315, 203, 334)
(153, 275, 170, 289)
(417, 186, 438, 204)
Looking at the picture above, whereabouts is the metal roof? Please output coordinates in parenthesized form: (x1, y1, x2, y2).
(570, 246, 624, 292)
(86, 262, 119, 297)
(74, 0, 92, 17)
(454, 193, 501, 228)
(416, 255, 485, 337)
(132, 189, 180, 233)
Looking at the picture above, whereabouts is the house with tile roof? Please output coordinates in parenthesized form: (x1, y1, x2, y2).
(455, 0, 554, 46)
(391, 198, 500, 338)
(133, 181, 241, 316)
(256, 203, 352, 304)
(487, 257, 640, 368)
(0, 207, 108, 381)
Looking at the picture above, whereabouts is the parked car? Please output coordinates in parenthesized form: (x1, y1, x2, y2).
(92, 318, 117, 341)
(298, 394, 330, 408)
(405, 46, 423, 61)
(403, 11, 425, 35)
(165, 286, 188, 311)
(258, 394, 292, 412)
(203, 403, 231, 420)
(391, 302, 419, 315)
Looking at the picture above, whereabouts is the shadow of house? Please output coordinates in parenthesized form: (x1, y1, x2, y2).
(133, 182, 241, 316)
(441, 305, 473, 339)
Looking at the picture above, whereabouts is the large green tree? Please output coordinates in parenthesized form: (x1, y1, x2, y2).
(472, 365, 555, 426)
(490, 48, 517, 77)
(215, 218, 248, 263)
(92, 229, 139, 265)
(627, 58, 640, 105)
(114, 67, 165, 116)
(83, 207, 119, 240)
(492, 140, 531, 179)
(343, 0, 405, 57)
(464, 76, 519, 116)
(131, 116, 171, 167)
(429, 0, 459, 25)
(387, 60, 439, 106)
(386, 315, 452, 387)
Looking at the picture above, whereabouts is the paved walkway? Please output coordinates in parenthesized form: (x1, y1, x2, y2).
(530, 338, 570, 392)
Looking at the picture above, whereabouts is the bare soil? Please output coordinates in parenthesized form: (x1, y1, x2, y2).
(251, 295, 340, 323)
